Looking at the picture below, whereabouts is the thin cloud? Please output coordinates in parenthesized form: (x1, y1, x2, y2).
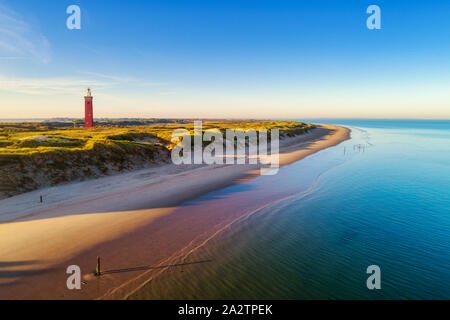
(0, 73, 169, 96)
(0, 56, 26, 60)
(0, 76, 112, 95)
(0, 5, 51, 63)
(79, 71, 133, 83)
(138, 81, 170, 87)
(79, 71, 169, 87)
(159, 91, 177, 96)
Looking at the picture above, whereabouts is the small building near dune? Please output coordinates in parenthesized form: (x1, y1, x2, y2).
(85, 88, 94, 128)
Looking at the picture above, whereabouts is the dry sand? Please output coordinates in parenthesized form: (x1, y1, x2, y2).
(0, 124, 350, 299)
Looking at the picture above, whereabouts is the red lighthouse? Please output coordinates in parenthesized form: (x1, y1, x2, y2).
(84, 88, 94, 128)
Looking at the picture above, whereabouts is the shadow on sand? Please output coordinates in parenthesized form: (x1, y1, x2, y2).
(0, 260, 49, 289)
(100, 259, 213, 276)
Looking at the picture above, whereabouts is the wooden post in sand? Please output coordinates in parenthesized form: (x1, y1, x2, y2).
(96, 256, 101, 276)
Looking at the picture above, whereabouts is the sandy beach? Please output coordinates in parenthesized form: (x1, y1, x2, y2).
(0, 124, 350, 299)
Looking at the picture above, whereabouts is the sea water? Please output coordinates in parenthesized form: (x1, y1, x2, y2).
(131, 120, 450, 300)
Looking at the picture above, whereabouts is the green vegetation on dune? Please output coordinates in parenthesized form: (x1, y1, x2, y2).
(0, 120, 315, 199)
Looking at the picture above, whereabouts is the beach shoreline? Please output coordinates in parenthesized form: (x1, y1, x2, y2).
(0, 124, 350, 299)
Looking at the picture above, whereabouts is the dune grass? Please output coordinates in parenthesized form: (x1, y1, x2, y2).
(0, 120, 314, 156)
(0, 120, 315, 198)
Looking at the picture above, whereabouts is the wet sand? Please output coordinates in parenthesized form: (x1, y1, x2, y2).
(0, 124, 350, 299)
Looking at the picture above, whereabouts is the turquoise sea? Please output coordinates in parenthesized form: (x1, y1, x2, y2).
(132, 119, 450, 300)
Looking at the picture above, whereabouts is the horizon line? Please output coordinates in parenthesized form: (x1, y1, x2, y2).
(1, 117, 449, 121)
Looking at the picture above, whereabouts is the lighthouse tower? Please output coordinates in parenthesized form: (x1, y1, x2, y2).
(84, 88, 94, 128)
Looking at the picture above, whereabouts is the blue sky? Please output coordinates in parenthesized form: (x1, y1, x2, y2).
(0, 0, 449, 119)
